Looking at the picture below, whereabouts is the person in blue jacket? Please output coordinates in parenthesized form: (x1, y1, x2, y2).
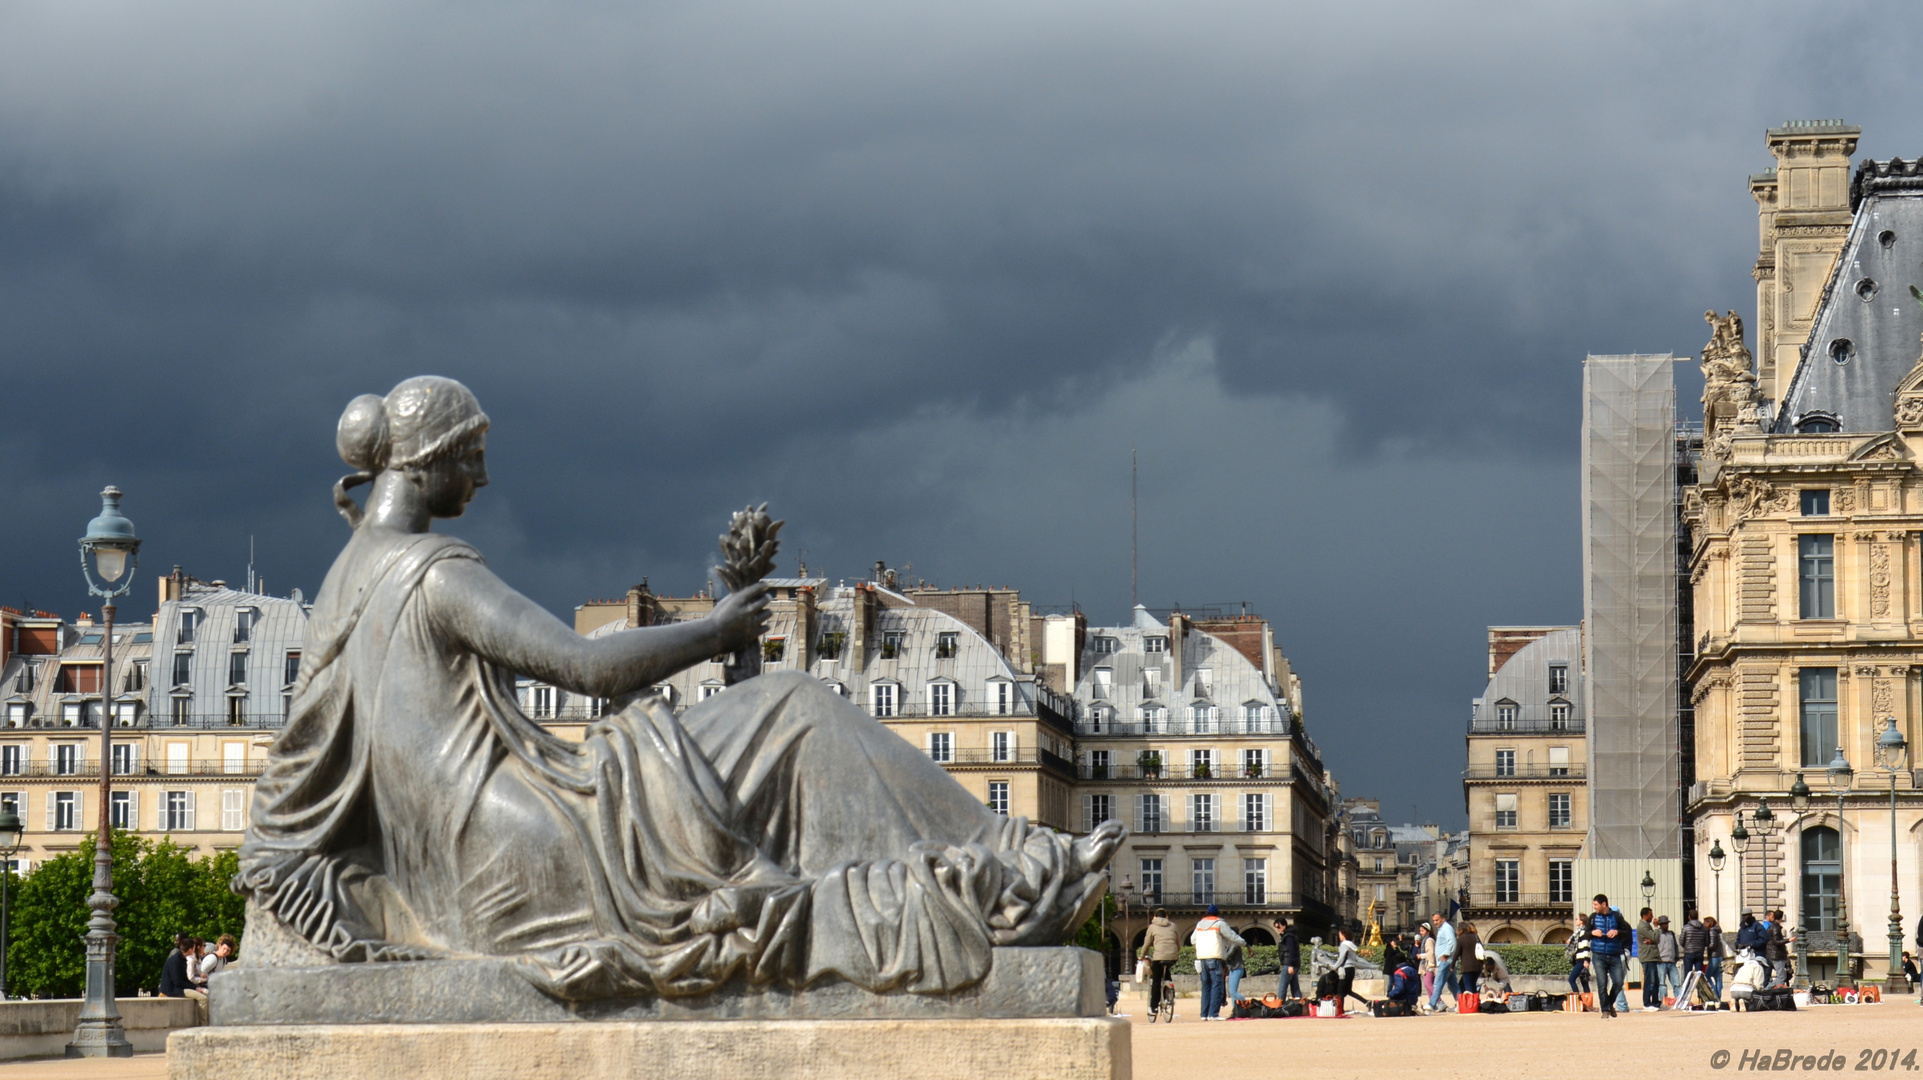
(1387, 959, 1422, 1011)
(1586, 893, 1630, 1019)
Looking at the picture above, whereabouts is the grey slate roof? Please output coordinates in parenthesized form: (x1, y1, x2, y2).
(1471, 627, 1582, 728)
(1776, 158, 1923, 433)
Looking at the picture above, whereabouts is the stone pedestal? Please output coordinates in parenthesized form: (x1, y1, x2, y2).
(170, 1018, 1130, 1080)
(178, 945, 1125, 1079)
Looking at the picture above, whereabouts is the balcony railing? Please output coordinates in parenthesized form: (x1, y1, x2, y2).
(1078, 764, 1292, 783)
(1467, 719, 1586, 735)
(0, 760, 266, 779)
(1461, 893, 1573, 909)
(1462, 765, 1587, 780)
(1075, 719, 1294, 739)
(931, 748, 1076, 775)
(1118, 891, 1311, 910)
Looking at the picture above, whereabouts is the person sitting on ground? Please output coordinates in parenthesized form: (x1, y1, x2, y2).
(1479, 945, 1512, 998)
(1727, 947, 1768, 1010)
(1386, 957, 1422, 1010)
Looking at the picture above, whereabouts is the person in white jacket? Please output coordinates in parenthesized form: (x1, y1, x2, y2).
(1190, 905, 1246, 1021)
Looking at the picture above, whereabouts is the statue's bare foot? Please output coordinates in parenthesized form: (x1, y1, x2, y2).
(1072, 819, 1127, 876)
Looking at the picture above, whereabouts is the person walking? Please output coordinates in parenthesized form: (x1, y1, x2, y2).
(1190, 905, 1245, 1021)
(1140, 908, 1180, 1021)
(1653, 916, 1680, 1007)
(1332, 926, 1369, 1013)
(1703, 916, 1728, 1002)
(1275, 918, 1302, 1000)
(1587, 894, 1630, 1019)
(1454, 921, 1484, 1002)
(1565, 920, 1592, 997)
(1426, 912, 1458, 1013)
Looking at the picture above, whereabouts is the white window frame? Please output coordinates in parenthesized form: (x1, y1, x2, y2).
(110, 790, 137, 831)
(986, 781, 1009, 815)
(1495, 749, 1516, 777)
(929, 681, 954, 717)
(991, 731, 1014, 763)
(111, 744, 138, 776)
(0, 746, 21, 776)
(54, 744, 79, 776)
(1190, 792, 1216, 832)
(1192, 857, 1216, 904)
(1244, 857, 1267, 905)
(871, 682, 897, 717)
(1139, 857, 1164, 903)
(927, 731, 954, 763)
(52, 791, 78, 831)
(222, 789, 245, 831)
(163, 790, 195, 832)
(223, 742, 246, 775)
(1136, 793, 1164, 834)
(1494, 792, 1518, 830)
(1242, 792, 1270, 832)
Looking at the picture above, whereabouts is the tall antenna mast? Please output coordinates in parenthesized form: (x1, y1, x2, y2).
(248, 535, 256, 594)
(1131, 449, 1138, 610)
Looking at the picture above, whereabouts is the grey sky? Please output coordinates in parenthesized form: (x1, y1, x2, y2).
(4, 1, 1921, 827)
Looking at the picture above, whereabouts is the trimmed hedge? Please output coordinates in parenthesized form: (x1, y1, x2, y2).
(1488, 944, 1571, 975)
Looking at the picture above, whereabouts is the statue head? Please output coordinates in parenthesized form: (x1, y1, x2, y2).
(333, 376, 491, 525)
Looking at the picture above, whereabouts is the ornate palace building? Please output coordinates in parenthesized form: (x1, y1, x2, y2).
(1685, 125, 1923, 987)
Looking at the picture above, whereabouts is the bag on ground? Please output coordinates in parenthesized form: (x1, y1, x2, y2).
(1458, 991, 1481, 1015)
(1478, 999, 1507, 1014)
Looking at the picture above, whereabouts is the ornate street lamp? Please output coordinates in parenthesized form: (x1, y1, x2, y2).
(1875, 718, 1910, 993)
(1790, 774, 1811, 814)
(1751, 800, 1798, 987)
(1708, 840, 1727, 928)
(0, 808, 21, 1000)
(1827, 748, 1854, 989)
(67, 486, 139, 1059)
(1641, 870, 1656, 903)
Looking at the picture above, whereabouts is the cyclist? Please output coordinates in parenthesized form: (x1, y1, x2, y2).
(1140, 908, 1180, 1022)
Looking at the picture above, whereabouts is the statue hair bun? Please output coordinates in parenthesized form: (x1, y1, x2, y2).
(337, 394, 391, 471)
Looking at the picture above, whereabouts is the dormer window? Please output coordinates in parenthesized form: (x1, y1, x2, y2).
(284, 652, 302, 687)
(1548, 664, 1568, 694)
(173, 652, 192, 688)
(816, 632, 845, 661)
(1495, 700, 1518, 730)
(177, 609, 199, 645)
(1092, 637, 1120, 655)
(761, 637, 787, 663)
(235, 608, 255, 643)
(935, 632, 958, 659)
(1549, 701, 1571, 730)
(880, 631, 904, 660)
(928, 681, 954, 717)
(228, 651, 248, 688)
(1143, 636, 1167, 654)
(14, 663, 33, 694)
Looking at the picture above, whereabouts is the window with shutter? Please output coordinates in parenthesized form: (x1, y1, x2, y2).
(222, 789, 244, 831)
(1494, 792, 1518, 829)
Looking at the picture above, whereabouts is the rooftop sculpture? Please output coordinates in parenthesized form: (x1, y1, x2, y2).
(233, 376, 1124, 1004)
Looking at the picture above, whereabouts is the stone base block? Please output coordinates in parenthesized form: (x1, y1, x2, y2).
(169, 1018, 1131, 1080)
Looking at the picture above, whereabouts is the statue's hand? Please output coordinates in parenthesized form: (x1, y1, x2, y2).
(711, 580, 772, 654)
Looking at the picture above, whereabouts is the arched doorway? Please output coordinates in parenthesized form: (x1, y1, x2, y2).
(1488, 926, 1527, 944)
(1240, 926, 1275, 947)
(1542, 926, 1572, 945)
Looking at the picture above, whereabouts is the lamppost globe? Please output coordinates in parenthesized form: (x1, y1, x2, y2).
(1708, 841, 1726, 874)
(1752, 799, 1775, 835)
(1790, 774, 1811, 813)
(1876, 718, 1908, 772)
(78, 486, 141, 596)
(1731, 815, 1750, 853)
(1827, 748, 1854, 792)
(1640, 870, 1656, 902)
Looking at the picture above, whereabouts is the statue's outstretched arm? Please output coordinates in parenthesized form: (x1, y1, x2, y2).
(422, 558, 769, 698)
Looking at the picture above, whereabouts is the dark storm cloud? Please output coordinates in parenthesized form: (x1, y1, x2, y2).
(3, 0, 1922, 825)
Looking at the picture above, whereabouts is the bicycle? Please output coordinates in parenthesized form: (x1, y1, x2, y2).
(1156, 969, 1176, 1023)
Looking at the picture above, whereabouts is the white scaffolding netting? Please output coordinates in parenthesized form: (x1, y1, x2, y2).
(1581, 354, 1680, 861)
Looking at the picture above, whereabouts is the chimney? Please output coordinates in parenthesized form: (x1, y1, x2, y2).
(626, 580, 658, 629)
(1168, 613, 1187, 696)
(851, 583, 878, 674)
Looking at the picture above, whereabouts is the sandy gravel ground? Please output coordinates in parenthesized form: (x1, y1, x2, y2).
(1127, 997, 1923, 1080)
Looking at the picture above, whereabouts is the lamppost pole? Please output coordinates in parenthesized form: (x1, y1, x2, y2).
(1732, 813, 1750, 921)
(1825, 752, 1854, 989)
(67, 486, 138, 1060)
(1876, 718, 1909, 993)
(1708, 840, 1727, 930)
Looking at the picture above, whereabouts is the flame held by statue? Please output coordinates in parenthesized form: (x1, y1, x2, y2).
(718, 503, 783, 685)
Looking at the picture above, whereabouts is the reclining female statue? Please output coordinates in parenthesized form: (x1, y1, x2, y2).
(236, 376, 1124, 1002)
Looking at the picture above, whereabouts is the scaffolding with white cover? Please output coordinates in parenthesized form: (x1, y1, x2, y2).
(1581, 354, 1681, 861)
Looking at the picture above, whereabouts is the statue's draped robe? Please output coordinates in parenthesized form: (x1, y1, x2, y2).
(238, 528, 1102, 1000)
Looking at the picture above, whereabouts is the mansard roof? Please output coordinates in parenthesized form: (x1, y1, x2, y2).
(1776, 157, 1923, 434)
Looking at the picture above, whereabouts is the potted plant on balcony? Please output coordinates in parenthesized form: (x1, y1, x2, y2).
(1193, 760, 1212, 780)
(1244, 760, 1263, 779)
(1136, 750, 1162, 778)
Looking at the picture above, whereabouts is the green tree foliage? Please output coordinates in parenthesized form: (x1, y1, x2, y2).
(3, 833, 245, 998)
